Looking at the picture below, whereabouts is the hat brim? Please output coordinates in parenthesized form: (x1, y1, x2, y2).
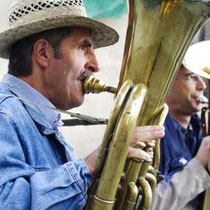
(183, 40, 210, 80)
(0, 16, 119, 59)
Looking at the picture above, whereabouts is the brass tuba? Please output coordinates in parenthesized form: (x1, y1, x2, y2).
(84, 0, 210, 209)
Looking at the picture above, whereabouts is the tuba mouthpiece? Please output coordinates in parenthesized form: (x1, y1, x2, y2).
(197, 95, 208, 104)
(84, 75, 117, 94)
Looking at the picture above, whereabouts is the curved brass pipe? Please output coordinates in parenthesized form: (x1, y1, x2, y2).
(145, 173, 157, 194)
(137, 178, 153, 210)
(123, 182, 139, 210)
(89, 83, 147, 210)
(93, 80, 133, 177)
(147, 165, 156, 177)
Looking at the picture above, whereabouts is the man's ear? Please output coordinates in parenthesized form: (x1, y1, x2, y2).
(32, 39, 54, 68)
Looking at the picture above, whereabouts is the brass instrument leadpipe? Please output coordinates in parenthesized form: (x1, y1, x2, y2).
(84, 75, 117, 94)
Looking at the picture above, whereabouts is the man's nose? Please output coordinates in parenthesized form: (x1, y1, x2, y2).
(197, 77, 207, 91)
(85, 52, 100, 73)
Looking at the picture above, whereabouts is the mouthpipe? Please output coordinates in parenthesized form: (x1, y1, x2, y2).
(84, 75, 117, 94)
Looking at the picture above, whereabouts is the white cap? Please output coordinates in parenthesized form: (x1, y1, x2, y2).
(183, 40, 210, 80)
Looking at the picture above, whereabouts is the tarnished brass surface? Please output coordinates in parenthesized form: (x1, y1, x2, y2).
(123, 182, 139, 210)
(137, 178, 153, 210)
(118, 0, 210, 126)
(90, 84, 147, 210)
(85, 0, 210, 209)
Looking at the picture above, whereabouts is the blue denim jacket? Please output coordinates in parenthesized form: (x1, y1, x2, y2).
(0, 74, 92, 210)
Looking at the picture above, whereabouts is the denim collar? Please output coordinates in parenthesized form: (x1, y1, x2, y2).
(1, 74, 63, 132)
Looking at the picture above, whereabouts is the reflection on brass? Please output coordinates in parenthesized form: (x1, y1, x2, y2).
(160, 0, 183, 17)
(85, 0, 210, 209)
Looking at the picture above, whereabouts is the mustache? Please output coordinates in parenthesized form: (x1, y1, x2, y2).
(78, 70, 93, 81)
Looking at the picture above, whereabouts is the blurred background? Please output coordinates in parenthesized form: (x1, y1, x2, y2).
(0, 0, 209, 159)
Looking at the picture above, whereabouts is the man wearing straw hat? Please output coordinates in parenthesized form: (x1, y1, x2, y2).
(152, 41, 210, 210)
(0, 0, 165, 209)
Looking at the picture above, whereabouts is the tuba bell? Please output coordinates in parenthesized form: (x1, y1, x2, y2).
(84, 0, 210, 209)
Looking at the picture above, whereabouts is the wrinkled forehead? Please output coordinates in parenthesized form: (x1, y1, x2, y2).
(70, 26, 94, 44)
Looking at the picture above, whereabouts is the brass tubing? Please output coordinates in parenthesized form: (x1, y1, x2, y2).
(120, 103, 168, 210)
(85, 179, 99, 209)
(123, 182, 139, 210)
(138, 163, 150, 177)
(85, 81, 133, 209)
(117, 2, 210, 207)
(117, 142, 146, 209)
(203, 190, 210, 210)
(85, 0, 210, 209)
(152, 104, 169, 170)
(91, 84, 147, 210)
(137, 178, 153, 210)
(138, 148, 153, 178)
(147, 165, 156, 177)
(145, 172, 157, 194)
(118, 160, 143, 209)
(93, 80, 133, 177)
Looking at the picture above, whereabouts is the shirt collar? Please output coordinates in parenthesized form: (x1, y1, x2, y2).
(1, 74, 63, 130)
(167, 113, 200, 138)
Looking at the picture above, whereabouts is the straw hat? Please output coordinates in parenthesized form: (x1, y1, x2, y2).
(183, 40, 210, 80)
(0, 0, 119, 59)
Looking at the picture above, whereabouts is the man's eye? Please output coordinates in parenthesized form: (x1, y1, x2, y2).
(79, 45, 85, 49)
(190, 75, 197, 80)
(188, 74, 197, 80)
(80, 45, 89, 50)
(193, 75, 200, 81)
